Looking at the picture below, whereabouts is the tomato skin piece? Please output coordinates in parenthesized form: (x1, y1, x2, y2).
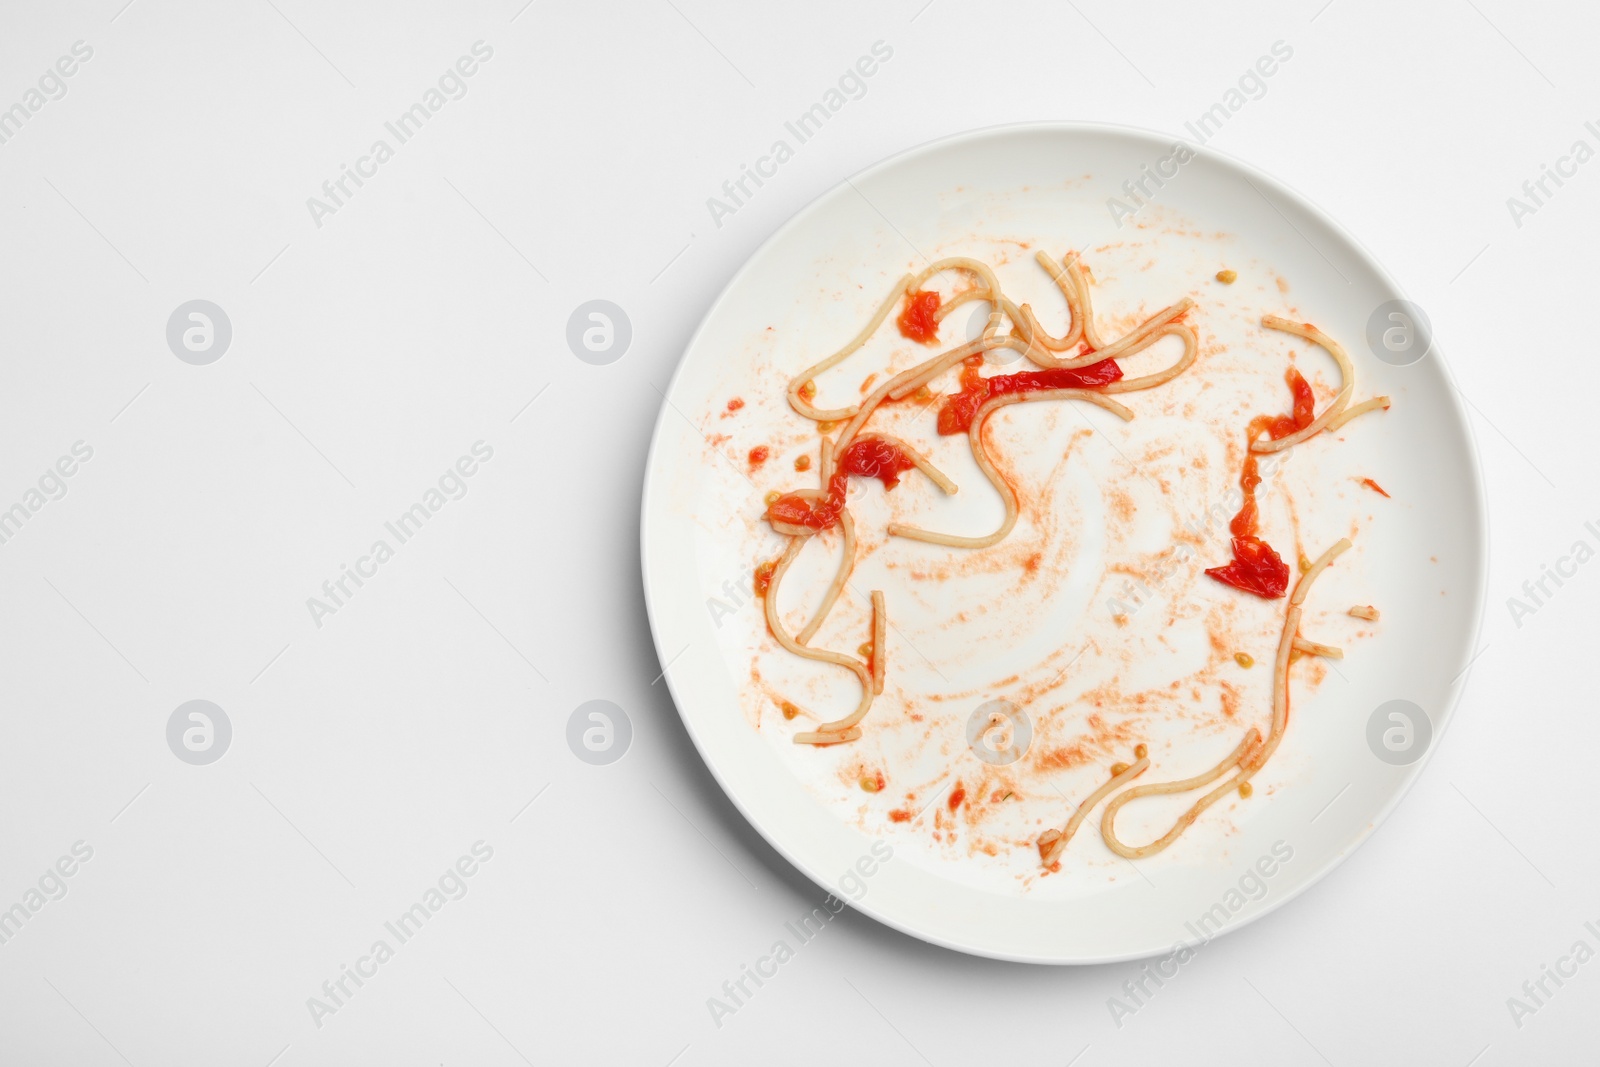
(1207, 367, 1317, 598)
(1205, 536, 1290, 599)
(935, 358, 1124, 435)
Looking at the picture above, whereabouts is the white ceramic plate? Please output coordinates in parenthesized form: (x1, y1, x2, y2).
(641, 123, 1486, 963)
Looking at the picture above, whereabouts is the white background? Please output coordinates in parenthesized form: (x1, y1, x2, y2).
(0, 0, 1592, 1064)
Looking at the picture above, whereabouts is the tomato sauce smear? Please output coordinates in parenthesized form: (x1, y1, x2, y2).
(937, 355, 1124, 435)
(1205, 367, 1315, 600)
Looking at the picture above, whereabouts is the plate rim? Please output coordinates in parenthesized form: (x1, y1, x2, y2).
(639, 118, 1490, 964)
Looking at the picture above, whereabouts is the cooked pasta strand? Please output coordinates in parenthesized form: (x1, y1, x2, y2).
(1251, 317, 1354, 453)
(1324, 395, 1391, 433)
(795, 509, 856, 646)
(1292, 636, 1343, 659)
(786, 274, 913, 422)
(870, 591, 886, 695)
(888, 390, 1134, 549)
(1039, 757, 1149, 865)
(1099, 731, 1262, 860)
(764, 534, 874, 742)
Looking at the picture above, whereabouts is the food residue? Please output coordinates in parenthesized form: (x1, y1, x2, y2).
(765, 437, 919, 532)
(937, 355, 1124, 435)
(897, 289, 943, 343)
(1205, 367, 1314, 599)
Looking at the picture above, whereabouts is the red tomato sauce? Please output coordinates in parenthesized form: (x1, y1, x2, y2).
(765, 438, 918, 532)
(1205, 368, 1315, 599)
(936, 355, 1124, 435)
(835, 436, 916, 489)
(897, 289, 942, 343)
(747, 445, 769, 469)
(1205, 535, 1290, 599)
(766, 480, 847, 532)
